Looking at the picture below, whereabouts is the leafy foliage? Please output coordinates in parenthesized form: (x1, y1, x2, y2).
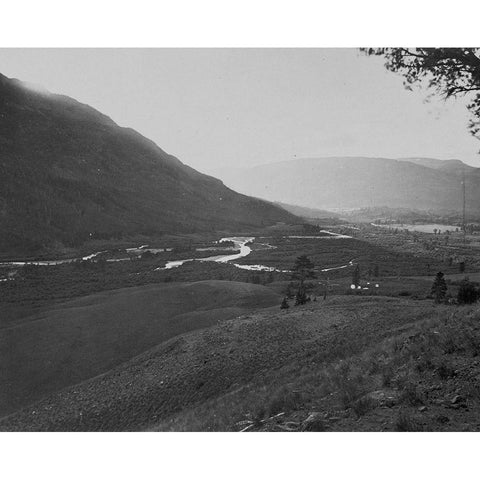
(362, 48, 480, 140)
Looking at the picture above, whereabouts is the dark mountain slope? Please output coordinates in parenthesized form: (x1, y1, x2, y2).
(0, 73, 297, 256)
(217, 156, 480, 213)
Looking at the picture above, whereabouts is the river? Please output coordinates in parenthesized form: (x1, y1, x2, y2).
(160, 237, 257, 270)
(0, 233, 355, 275)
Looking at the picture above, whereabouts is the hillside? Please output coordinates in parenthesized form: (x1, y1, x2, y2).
(0, 280, 282, 418)
(274, 202, 339, 221)
(215, 156, 480, 214)
(0, 73, 297, 256)
(2, 295, 480, 432)
(401, 157, 477, 174)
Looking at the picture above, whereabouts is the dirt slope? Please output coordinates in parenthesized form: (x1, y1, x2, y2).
(0, 280, 281, 417)
(3, 295, 476, 432)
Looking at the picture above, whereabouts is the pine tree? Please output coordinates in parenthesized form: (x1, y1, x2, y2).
(431, 271, 447, 303)
(291, 255, 316, 284)
(291, 255, 315, 305)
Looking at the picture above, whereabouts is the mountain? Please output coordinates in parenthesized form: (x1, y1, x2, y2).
(274, 202, 339, 221)
(216, 156, 480, 214)
(399, 157, 477, 174)
(0, 73, 297, 256)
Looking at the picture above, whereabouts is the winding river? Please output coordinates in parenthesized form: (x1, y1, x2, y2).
(0, 232, 356, 275)
(159, 237, 258, 270)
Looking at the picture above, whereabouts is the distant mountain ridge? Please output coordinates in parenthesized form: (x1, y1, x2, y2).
(399, 157, 477, 174)
(216, 156, 480, 214)
(0, 73, 297, 256)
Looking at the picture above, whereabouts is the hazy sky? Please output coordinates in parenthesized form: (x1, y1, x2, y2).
(1, 48, 480, 173)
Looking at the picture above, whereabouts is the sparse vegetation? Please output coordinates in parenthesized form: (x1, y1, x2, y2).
(457, 278, 478, 304)
(431, 271, 448, 303)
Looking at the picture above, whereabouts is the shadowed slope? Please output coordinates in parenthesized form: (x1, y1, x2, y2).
(0, 295, 459, 431)
(0, 73, 297, 256)
(0, 280, 281, 417)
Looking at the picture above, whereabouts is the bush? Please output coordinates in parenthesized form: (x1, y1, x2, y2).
(436, 362, 456, 380)
(457, 278, 478, 304)
(280, 297, 290, 309)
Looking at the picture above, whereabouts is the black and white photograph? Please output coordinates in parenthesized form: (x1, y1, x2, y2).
(1, 1, 480, 478)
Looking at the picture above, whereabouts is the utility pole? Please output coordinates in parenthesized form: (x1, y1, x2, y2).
(462, 167, 466, 245)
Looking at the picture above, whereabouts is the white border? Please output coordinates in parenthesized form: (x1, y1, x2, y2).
(2, 1, 480, 479)
(1, 0, 480, 47)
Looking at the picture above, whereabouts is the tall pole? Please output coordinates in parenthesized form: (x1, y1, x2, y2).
(463, 167, 466, 245)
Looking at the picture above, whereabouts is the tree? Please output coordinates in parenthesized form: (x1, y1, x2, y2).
(459, 261, 466, 273)
(291, 255, 316, 306)
(352, 264, 360, 288)
(431, 271, 447, 303)
(373, 265, 379, 277)
(295, 288, 308, 306)
(457, 278, 478, 304)
(291, 255, 316, 284)
(362, 48, 480, 140)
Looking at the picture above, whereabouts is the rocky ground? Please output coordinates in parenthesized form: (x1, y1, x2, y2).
(2, 295, 479, 431)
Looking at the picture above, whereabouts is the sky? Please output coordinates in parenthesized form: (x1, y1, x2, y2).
(1, 48, 480, 174)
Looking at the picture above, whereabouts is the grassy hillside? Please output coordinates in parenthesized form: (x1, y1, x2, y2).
(3, 295, 479, 432)
(0, 72, 297, 256)
(0, 280, 281, 417)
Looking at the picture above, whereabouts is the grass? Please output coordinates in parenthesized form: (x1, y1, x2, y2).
(3, 223, 480, 431)
(235, 235, 459, 278)
(4, 295, 476, 432)
(0, 258, 284, 328)
(0, 280, 281, 418)
(395, 410, 423, 432)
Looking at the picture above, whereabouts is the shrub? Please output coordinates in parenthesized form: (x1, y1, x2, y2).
(436, 362, 456, 380)
(457, 278, 478, 304)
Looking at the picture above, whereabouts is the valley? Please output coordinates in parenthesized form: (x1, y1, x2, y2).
(3, 217, 480, 431)
(2, 63, 480, 434)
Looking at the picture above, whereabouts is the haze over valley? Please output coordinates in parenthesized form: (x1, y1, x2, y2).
(215, 156, 480, 214)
